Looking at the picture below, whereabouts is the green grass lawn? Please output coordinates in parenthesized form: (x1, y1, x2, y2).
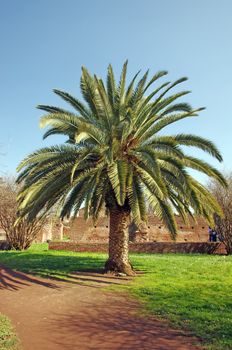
(130, 254, 232, 350)
(0, 243, 231, 350)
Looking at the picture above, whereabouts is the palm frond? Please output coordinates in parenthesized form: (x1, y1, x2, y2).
(173, 134, 223, 161)
(17, 62, 225, 240)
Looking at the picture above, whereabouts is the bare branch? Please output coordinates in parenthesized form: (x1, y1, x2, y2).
(0, 177, 46, 250)
(208, 173, 232, 254)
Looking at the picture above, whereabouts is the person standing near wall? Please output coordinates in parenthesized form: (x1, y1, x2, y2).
(208, 226, 213, 242)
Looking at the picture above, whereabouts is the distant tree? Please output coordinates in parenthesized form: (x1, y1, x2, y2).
(0, 178, 45, 250)
(17, 62, 225, 274)
(209, 173, 232, 254)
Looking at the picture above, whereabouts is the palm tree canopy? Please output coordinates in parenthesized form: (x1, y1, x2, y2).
(17, 61, 226, 238)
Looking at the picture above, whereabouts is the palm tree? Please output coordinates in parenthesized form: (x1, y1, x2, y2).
(17, 61, 225, 275)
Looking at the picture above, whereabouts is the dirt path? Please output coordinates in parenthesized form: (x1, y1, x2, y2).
(0, 266, 201, 350)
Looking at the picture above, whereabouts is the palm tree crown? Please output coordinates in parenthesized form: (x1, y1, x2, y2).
(17, 61, 225, 238)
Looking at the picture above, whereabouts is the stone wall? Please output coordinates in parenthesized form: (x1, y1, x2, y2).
(66, 214, 208, 243)
(0, 214, 210, 244)
(49, 241, 226, 254)
(0, 229, 6, 241)
(34, 218, 63, 243)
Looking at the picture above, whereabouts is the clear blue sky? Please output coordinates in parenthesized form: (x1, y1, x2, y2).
(0, 0, 231, 181)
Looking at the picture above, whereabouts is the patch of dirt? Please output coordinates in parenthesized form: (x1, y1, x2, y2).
(0, 266, 202, 350)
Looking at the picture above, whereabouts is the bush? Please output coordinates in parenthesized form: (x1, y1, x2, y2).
(0, 177, 46, 250)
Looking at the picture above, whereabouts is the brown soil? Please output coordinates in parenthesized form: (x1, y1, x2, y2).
(0, 266, 202, 350)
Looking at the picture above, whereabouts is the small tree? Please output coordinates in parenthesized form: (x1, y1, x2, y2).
(0, 178, 45, 250)
(209, 173, 232, 254)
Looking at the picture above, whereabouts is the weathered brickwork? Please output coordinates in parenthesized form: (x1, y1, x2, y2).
(49, 241, 226, 255)
(0, 212, 210, 244)
(65, 211, 209, 243)
(68, 217, 109, 243)
(0, 209, 208, 244)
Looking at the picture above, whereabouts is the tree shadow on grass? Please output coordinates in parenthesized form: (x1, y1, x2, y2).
(0, 265, 59, 291)
(32, 269, 134, 287)
(0, 251, 105, 274)
(0, 252, 133, 290)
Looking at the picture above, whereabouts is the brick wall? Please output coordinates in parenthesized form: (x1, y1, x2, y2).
(49, 241, 109, 253)
(0, 214, 209, 244)
(67, 215, 209, 243)
(49, 241, 226, 254)
(69, 217, 109, 243)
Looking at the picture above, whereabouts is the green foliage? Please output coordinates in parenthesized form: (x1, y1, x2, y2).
(0, 314, 19, 350)
(17, 62, 225, 235)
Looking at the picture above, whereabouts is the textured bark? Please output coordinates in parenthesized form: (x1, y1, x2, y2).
(105, 207, 135, 276)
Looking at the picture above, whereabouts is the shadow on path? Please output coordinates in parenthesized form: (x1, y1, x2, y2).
(48, 298, 201, 350)
(0, 266, 202, 350)
(0, 266, 58, 291)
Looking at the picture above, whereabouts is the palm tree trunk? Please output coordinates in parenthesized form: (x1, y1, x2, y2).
(104, 207, 135, 276)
